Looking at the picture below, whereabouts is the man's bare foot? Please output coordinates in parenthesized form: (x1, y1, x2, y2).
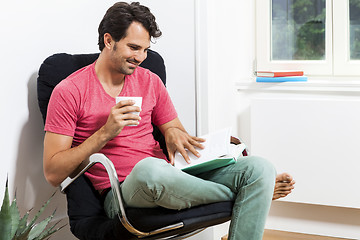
(273, 173, 295, 200)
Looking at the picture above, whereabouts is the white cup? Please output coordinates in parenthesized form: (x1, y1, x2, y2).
(115, 96, 142, 126)
(115, 96, 142, 115)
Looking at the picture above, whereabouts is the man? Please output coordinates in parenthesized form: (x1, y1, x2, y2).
(43, 2, 294, 239)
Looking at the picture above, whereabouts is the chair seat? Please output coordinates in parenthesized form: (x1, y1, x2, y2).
(126, 201, 233, 232)
(66, 175, 233, 240)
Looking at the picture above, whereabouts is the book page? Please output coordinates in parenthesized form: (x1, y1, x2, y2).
(174, 128, 231, 170)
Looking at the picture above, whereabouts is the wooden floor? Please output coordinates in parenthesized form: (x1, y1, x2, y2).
(263, 230, 353, 240)
(221, 230, 353, 240)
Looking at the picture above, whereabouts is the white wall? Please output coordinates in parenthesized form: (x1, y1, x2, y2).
(0, 1, 197, 239)
(200, 0, 360, 239)
(1, 2, 109, 236)
(140, 0, 197, 136)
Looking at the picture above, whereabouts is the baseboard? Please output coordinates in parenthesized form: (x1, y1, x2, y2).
(221, 230, 353, 240)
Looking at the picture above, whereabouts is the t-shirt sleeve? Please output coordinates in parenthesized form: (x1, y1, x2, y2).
(151, 75, 178, 126)
(44, 80, 79, 137)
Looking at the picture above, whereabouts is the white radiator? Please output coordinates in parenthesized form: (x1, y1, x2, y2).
(251, 98, 360, 208)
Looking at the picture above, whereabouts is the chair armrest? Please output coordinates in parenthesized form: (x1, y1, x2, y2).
(231, 136, 249, 156)
(60, 154, 123, 215)
(60, 153, 119, 193)
(59, 153, 183, 238)
(59, 154, 137, 234)
(60, 158, 95, 193)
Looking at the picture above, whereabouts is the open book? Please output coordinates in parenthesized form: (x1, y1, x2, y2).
(174, 128, 247, 175)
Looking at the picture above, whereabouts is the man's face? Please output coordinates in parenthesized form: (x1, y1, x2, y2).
(110, 21, 150, 75)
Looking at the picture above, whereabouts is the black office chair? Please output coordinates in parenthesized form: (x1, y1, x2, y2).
(37, 50, 239, 240)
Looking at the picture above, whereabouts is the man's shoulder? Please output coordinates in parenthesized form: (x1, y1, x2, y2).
(66, 63, 94, 83)
(53, 64, 94, 98)
(57, 64, 94, 88)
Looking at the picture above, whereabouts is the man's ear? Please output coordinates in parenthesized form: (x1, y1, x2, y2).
(103, 33, 114, 50)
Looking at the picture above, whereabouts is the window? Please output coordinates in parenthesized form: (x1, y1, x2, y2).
(349, 1, 360, 60)
(271, 0, 325, 61)
(256, 0, 360, 76)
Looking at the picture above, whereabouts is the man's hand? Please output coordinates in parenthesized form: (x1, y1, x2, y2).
(102, 99, 141, 140)
(164, 127, 205, 165)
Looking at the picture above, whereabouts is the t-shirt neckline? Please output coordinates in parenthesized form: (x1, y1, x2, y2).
(91, 62, 129, 101)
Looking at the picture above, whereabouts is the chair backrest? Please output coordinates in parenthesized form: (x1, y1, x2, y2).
(37, 50, 168, 157)
(37, 50, 166, 123)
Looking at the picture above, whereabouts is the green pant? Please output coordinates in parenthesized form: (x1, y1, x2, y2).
(104, 156, 276, 240)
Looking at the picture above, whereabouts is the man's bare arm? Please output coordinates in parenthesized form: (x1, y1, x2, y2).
(158, 117, 205, 165)
(43, 130, 111, 187)
(43, 100, 140, 187)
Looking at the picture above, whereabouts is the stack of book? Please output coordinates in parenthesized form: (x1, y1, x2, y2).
(255, 70, 307, 82)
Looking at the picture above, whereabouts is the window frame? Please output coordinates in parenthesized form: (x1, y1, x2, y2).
(333, 0, 360, 76)
(256, 0, 360, 77)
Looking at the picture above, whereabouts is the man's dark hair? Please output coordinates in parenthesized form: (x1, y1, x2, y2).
(98, 2, 162, 51)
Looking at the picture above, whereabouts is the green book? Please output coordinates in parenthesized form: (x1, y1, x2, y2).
(181, 156, 236, 175)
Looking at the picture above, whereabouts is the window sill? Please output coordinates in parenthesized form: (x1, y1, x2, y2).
(236, 79, 360, 93)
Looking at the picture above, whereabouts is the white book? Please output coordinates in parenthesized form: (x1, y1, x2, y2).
(174, 128, 246, 175)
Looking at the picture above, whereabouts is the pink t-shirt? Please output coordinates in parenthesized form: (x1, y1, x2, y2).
(45, 62, 178, 190)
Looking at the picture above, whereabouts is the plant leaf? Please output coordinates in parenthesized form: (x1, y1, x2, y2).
(33, 220, 66, 240)
(0, 178, 12, 240)
(15, 210, 30, 237)
(27, 192, 55, 229)
(28, 209, 55, 240)
(13, 230, 30, 240)
(9, 198, 20, 239)
(1, 181, 63, 240)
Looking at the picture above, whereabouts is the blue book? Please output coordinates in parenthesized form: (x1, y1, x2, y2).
(256, 76, 308, 82)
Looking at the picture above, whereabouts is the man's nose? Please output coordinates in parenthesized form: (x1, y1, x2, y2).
(134, 51, 147, 63)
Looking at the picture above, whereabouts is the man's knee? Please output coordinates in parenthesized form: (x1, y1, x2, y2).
(238, 156, 277, 183)
(127, 157, 170, 186)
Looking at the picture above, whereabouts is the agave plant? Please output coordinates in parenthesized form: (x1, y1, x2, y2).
(0, 178, 65, 240)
